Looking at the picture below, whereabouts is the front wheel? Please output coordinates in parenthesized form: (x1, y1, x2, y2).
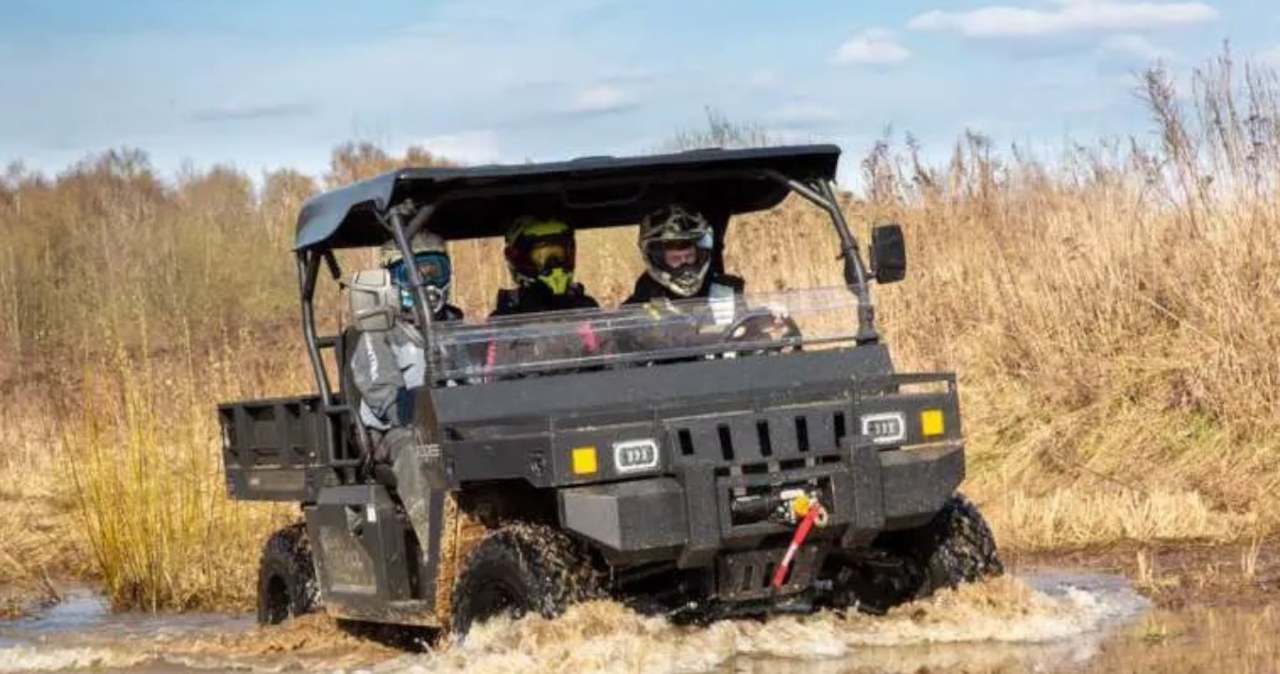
(450, 523, 600, 639)
(256, 523, 320, 625)
(905, 493, 1003, 596)
(830, 493, 1002, 613)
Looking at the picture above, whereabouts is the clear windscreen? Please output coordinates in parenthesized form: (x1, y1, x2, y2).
(429, 285, 861, 382)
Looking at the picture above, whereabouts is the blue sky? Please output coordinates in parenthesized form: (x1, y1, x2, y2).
(2, 0, 1278, 183)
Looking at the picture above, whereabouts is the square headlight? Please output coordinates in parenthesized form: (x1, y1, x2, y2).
(613, 439, 660, 473)
(860, 412, 906, 445)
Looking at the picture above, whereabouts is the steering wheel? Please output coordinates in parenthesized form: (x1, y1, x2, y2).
(721, 308, 803, 353)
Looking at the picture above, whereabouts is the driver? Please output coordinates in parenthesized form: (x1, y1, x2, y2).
(492, 215, 599, 316)
(623, 204, 744, 306)
(621, 204, 792, 354)
(350, 231, 461, 557)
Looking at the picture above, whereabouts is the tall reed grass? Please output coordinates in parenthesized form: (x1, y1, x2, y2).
(2, 52, 1279, 608)
(57, 313, 316, 610)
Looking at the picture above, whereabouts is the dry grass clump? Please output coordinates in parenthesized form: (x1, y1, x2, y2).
(58, 323, 305, 610)
(986, 488, 1259, 551)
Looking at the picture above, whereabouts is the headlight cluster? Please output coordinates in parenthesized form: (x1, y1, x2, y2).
(570, 438, 662, 476)
(859, 408, 947, 446)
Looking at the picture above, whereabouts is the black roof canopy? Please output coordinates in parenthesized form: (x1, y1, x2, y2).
(294, 144, 841, 251)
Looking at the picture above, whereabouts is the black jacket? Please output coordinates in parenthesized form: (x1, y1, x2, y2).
(622, 273, 745, 305)
(490, 283, 599, 318)
(435, 304, 464, 322)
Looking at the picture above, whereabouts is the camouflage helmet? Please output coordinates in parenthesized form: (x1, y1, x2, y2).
(638, 204, 713, 297)
(380, 231, 446, 268)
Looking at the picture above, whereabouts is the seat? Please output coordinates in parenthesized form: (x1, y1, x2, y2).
(339, 326, 397, 489)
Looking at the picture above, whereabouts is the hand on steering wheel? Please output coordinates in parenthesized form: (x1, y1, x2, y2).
(722, 307, 803, 353)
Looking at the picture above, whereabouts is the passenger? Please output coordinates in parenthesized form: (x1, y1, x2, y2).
(623, 204, 744, 306)
(492, 216, 599, 317)
(482, 216, 604, 375)
(350, 231, 460, 556)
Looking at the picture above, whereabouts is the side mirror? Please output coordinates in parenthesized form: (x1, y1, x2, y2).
(349, 269, 399, 332)
(870, 223, 906, 284)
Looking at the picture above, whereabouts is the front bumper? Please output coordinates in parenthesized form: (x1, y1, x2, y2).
(558, 440, 965, 567)
(553, 371, 967, 601)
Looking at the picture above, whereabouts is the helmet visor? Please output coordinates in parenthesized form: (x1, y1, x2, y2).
(391, 251, 451, 289)
(645, 237, 711, 276)
(509, 234, 575, 276)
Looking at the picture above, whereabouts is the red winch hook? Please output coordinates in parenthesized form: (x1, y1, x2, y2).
(771, 497, 827, 589)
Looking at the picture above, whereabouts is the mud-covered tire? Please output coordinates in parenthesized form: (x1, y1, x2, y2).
(905, 493, 1003, 596)
(256, 523, 320, 626)
(831, 493, 1002, 613)
(450, 522, 599, 640)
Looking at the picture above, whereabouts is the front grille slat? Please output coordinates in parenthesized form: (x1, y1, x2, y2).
(668, 403, 850, 468)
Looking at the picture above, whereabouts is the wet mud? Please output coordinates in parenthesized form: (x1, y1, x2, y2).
(0, 588, 393, 673)
(1012, 539, 1280, 610)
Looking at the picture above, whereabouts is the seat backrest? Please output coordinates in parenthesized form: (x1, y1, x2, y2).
(340, 327, 401, 489)
(338, 326, 376, 464)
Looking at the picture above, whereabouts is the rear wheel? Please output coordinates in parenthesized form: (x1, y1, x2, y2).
(450, 523, 599, 639)
(831, 493, 1002, 613)
(256, 523, 319, 625)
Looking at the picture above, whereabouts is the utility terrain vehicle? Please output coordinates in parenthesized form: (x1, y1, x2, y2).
(219, 145, 1001, 637)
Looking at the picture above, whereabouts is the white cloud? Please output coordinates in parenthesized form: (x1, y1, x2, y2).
(1259, 45, 1280, 66)
(768, 102, 842, 124)
(418, 130, 502, 165)
(563, 85, 637, 115)
(832, 29, 913, 65)
(1097, 34, 1174, 62)
(908, 2, 1218, 39)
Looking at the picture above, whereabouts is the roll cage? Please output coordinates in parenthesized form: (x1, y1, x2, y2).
(292, 144, 878, 411)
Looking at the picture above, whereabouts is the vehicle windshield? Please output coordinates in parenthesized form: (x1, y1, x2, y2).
(429, 285, 861, 382)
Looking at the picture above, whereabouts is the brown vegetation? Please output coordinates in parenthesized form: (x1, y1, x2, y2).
(1, 54, 1278, 610)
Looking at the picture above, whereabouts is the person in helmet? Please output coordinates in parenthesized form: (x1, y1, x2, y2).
(349, 231, 461, 558)
(623, 204, 744, 306)
(492, 215, 599, 317)
(620, 204, 793, 359)
(379, 230, 463, 322)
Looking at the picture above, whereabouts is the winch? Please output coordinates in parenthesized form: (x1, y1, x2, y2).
(729, 488, 830, 527)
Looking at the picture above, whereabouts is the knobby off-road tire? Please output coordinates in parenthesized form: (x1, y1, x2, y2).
(834, 493, 1002, 614)
(907, 493, 1003, 595)
(256, 523, 320, 626)
(450, 522, 600, 640)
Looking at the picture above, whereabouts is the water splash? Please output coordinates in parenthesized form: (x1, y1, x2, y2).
(0, 572, 1146, 673)
(372, 571, 1148, 674)
(0, 646, 148, 673)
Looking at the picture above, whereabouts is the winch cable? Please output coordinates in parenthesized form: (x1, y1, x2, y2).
(771, 500, 826, 589)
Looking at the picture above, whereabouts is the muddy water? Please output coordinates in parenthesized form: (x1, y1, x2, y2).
(0, 572, 1273, 674)
(0, 588, 388, 673)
